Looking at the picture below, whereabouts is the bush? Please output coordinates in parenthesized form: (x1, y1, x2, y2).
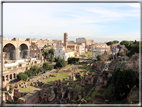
(38, 67, 44, 73)
(55, 58, 68, 68)
(43, 62, 53, 70)
(68, 57, 80, 64)
(18, 73, 28, 81)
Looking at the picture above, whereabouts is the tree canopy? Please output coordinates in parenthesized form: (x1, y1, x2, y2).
(55, 56, 68, 68)
(106, 40, 119, 45)
(49, 48, 54, 55)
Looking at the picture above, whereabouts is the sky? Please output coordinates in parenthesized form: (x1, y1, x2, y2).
(3, 3, 140, 42)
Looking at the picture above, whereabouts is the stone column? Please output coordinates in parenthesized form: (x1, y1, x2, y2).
(15, 48, 20, 60)
(8, 74, 10, 82)
(28, 48, 30, 57)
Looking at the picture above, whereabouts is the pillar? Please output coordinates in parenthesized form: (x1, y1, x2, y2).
(15, 48, 20, 60)
(8, 74, 10, 82)
(15, 73, 17, 79)
(28, 48, 30, 57)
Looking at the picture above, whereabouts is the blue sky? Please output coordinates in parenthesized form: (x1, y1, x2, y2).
(3, 3, 140, 42)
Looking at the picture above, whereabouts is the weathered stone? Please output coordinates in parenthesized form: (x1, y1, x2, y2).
(75, 84, 81, 88)
(78, 94, 82, 99)
(6, 85, 9, 91)
(67, 82, 69, 86)
(69, 76, 72, 80)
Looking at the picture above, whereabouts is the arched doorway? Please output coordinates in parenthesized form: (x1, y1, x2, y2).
(38, 53, 39, 59)
(95, 77, 100, 86)
(19, 44, 28, 59)
(3, 43, 16, 60)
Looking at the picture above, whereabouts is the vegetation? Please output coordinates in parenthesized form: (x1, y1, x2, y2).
(43, 62, 53, 70)
(127, 42, 140, 57)
(43, 73, 69, 82)
(106, 40, 119, 45)
(42, 50, 49, 60)
(49, 48, 54, 55)
(104, 67, 139, 102)
(18, 62, 53, 81)
(55, 56, 68, 68)
(67, 57, 80, 64)
(17, 73, 28, 81)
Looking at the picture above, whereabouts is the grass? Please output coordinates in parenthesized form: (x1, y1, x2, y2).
(19, 85, 33, 93)
(92, 91, 103, 95)
(7, 67, 11, 69)
(43, 73, 69, 82)
(78, 64, 94, 72)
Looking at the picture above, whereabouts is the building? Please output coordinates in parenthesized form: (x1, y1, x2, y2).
(36, 40, 55, 49)
(3, 37, 31, 60)
(54, 45, 75, 61)
(76, 38, 95, 51)
(92, 43, 110, 59)
(76, 45, 85, 55)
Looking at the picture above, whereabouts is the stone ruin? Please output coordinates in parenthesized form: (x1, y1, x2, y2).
(25, 55, 32, 63)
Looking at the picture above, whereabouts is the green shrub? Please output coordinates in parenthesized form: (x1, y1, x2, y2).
(7, 67, 11, 69)
(18, 73, 28, 81)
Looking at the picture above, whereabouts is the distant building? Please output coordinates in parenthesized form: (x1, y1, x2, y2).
(54, 45, 75, 61)
(54, 33, 87, 61)
(92, 43, 110, 59)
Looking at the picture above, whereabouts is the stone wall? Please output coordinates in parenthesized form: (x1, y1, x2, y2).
(25, 91, 40, 104)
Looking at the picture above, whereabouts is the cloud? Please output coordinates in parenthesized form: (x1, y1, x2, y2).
(128, 3, 140, 8)
(3, 3, 140, 42)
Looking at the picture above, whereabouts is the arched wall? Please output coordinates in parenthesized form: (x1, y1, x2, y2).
(3, 40, 30, 60)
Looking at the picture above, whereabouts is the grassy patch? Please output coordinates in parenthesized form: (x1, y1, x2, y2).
(19, 85, 33, 93)
(7, 67, 11, 69)
(43, 73, 69, 82)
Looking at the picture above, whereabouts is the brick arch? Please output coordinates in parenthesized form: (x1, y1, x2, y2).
(18, 42, 29, 49)
(19, 43, 29, 50)
(91, 75, 104, 84)
(3, 42, 16, 48)
(3, 43, 16, 60)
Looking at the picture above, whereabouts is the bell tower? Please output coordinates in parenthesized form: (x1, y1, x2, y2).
(64, 32, 68, 48)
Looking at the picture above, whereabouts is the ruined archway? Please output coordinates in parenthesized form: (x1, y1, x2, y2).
(3, 43, 16, 60)
(19, 44, 29, 58)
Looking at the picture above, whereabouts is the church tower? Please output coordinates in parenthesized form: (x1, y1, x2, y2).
(64, 32, 68, 48)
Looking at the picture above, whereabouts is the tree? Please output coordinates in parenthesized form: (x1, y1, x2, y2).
(68, 57, 80, 64)
(55, 58, 68, 68)
(49, 48, 54, 55)
(38, 67, 44, 73)
(43, 62, 53, 70)
(96, 55, 101, 61)
(127, 42, 140, 56)
(106, 40, 119, 45)
(113, 40, 119, 44)
(18, 73, 28, 81)
(106, 41, 113, 45)
(44, 45, 47, 48)
(50, 54, 54, 63)
(42, 50, 49, 60)
(120, 40, 133, 50)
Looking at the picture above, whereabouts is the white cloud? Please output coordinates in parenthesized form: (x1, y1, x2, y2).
(128, 3, 140, 8)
